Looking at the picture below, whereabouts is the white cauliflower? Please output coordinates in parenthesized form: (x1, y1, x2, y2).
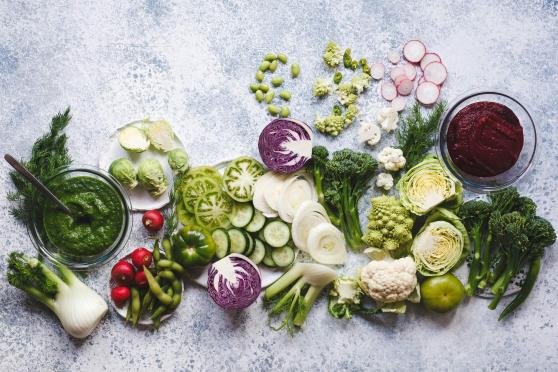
(376, 172, 394, 191)
(378, 147, 406, 171)
(358, 122, 381, 146)
(376, 107, 399, 132)
(359, 256, 417, 303)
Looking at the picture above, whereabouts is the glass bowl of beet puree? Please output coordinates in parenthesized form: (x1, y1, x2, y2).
(437, 91, 537, 193)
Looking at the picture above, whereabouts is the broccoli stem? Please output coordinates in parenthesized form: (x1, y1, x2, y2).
(293, 285, 326, 327)
(476, 230, 494, 289)
(488, 262, 515, 310)
(498, 256, 541, 320)
(312, 166, 341, 226)
(465, 226, 483, 296)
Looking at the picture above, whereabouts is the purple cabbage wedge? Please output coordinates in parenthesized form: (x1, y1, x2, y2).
(258, 118, 313, 174)
(207, 254, 262, 310)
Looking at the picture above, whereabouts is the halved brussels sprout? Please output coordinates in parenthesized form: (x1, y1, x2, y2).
(137, 158, 168, 197)
(118, 126, 150, 153)
(146, 120, 175, 152)
(108, 158, 138, 189)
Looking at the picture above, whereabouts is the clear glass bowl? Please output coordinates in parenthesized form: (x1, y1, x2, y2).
(436, 90, 537, 193)
(28, 165, 132, 270)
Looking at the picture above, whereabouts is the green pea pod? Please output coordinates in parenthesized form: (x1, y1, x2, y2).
(130, 287, 141, 327)
(152, 239, 161, 263)
(150, 304, 168, 321)
(157, 259, 184, 274)
(139, 290, 153, 318)
(125, 299, 132, 324)
(144, 267, 173, 305)
(171, 278, 182, 294)
(162, 238, 172, 260)
(169, 293, 182, 310)
(159, 270, 176, 281)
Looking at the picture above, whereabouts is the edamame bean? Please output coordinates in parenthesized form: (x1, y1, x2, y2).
(159, 270, 176, 281)
(130, 287, 141, 327)
(280, 106, 290, 117)
(250, 83, 259, 93)
(144, 267, 173, 305)
(267, 105, 280, 116)
(291, 63, 300, 78)
(152, 240, 161, 263)
(271, 77, 284, 87)
(125, 298, 132, 323)
(277, 53, 288, 64)
(333, 72, 343, 84)
(139, 290, 152, 318)
(256, 70, 264, 82)
(156, 259, 184, 274)
(162, 238, 172, 260)
(255, 90, 264, 102)
(150, 304, 168, 320)
(279, 90, 291, 101)
(259, 61, 270, 71)
(265, 91, 275, 104)
(259, 84, 269, 93)
(264, 53, 276, 61)
(269, 60, 278, 73)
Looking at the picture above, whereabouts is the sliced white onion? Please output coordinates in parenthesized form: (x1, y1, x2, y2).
(292, 201, 330, 252)
(307, 223, 347, 265)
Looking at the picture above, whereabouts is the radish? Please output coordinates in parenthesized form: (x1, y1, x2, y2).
(381, 82, 397, 101)
(142, 209, 164, 233)
(403, 64, 417, 80)
(396, 79, 413, 96)
(111, 261, 135, 286)
(391, 96, 406, 111)
(423, 61, 447, 85)
(111, 286, 131, 305)
(403, 40, 426, 63)
(416, 82, 440, 105)
(387, 50, 400, 64)
(394, 74, 408, 86)
(390, 66, 406, 81)
(370, 63, 385, 80)
(420, 53, 441, 70)
(130, 247, 153, 269)
(418, 76, 425, 85)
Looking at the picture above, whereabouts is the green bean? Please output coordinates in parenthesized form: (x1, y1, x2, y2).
(161, 238, 172, 260)
(291, 64, 300, 78)
(156, 259, 184, 274)
(255, 90, 264, 103)
(269, 60, 278, 73)
(259, 61, 270, 72)
(271, 77, 284, 87)
(249, 83, 259, 93)
(333, 72, 343, 84)
(277, 53, 288, 64)
(267, 105, 280, 116)
(152, 239, 161, 263)
(259, 84, 269, 93)
(279, 90, 291, 101)
(265, 91, 275, 104)
(255, 70, 264, 82)
(280, 106, 290, 118)
(159, 270, 176, 281)
(264, 53, 277, 61)
(144, 267, 173, 305)
(130, 287, 141, 327)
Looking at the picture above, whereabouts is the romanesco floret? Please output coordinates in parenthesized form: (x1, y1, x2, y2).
(314, 114, 345, 136)
(336, 83, 357, 106)
(351, 73, 371, 94)
(343, 104, 358, 126)
(313, 78, 332, 98)
(363, 195, 414, 251)
(323, 41, 342, 68)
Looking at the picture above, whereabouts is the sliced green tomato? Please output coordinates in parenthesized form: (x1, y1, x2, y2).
(181, 166, 222, 190)
(212, 228, 230, 259)
(176, 199, 197, 226)
(271, 246, 295, 267)
(227, 228, 247, 254)
(182, 176, 221, 213)
(263, 220, 290, 248)
(262, 245, 277, 267)
(194, 191, 232, 230)
(244, 232, 255, 256)
(248, 239, 266, 265)
(245, 210, 266, 233)
(229, 202, 254, 228)
(222, 156, 264, 202)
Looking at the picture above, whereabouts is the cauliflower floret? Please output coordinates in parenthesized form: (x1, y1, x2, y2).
(313, 78, 332, 98)
(343, 104, 358, 126)
(336, 83, 358, 106)
(323, 41, 342, 68)
(359, 256, 417, 303)
(358, 122, 381, 146)
(376, 107, 399, 132)
(376, 172, 394, 191)
(351, 73, 371, 94)
(378, 147, 406, 171)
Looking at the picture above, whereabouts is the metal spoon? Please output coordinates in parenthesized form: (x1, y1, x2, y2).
(4, 154, 73, 215)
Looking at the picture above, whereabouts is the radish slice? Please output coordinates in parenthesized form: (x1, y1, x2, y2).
(418, 76, 425, 85)
(252, 172, 279, 217)
(387, 50, 400, 64)
(292, 201, 330, 252)
(394, 74, 408, 86)
(370, 63, 385, 80)
(307, 223, 347, 265)
(391, 96, 407, 111)
(277, 173, 317, 223)
(420, 53, 441, 70)
(381, 82, 397, 101)
(416, 82, 440, 105)
(390, 66, 406, 81)
(262, 172, 288, 213)
(403, 40, 426, 63)
(403, 64, 417, 80)
(396, 79, 413, 96)
(423, 62, 447, 85)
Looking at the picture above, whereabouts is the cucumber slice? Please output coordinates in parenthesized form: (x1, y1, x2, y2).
(263, 220, 290, 248)
(212, 228, 230, 259)
(227, 228, 247, 254)
(182, 176, 221, 213)
(248, 239, 266, 265)
(245, 210, 266, 232)
(262, 245, 277, 267)
(222, 156, 265, 202)
(194, 191, 233, 230)
(257, 229, 266, 243)
(244, 232, 255, 256)
(230, 202, 254, 228)
(271, 246, 295, 267)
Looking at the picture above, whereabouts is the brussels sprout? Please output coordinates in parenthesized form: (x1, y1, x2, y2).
(167, 148, 189, 174)
(146, 120, 175, 152)
(118, 126, 150, 153)
(109, 158, 138, 189)
(137, 158, 168, 197)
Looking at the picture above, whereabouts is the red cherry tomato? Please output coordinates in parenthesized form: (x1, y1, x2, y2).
(134, 271, 148, 288)
(111, 286, 131, 304)
(142, 209, 164, 233)
(130, 247, 153, 269)
(111, 260, 135, 286)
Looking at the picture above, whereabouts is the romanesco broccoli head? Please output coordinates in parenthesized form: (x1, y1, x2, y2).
(344, 104, 358, 126)
(313, 78, 332, 98)
(323, 41, 342, 68)
(336, 83, 358, 106)
(314, 114, 344, 136)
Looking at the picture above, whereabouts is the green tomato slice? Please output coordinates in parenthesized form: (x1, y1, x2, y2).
(176, 200, 197, 226)
(222, 156, 264, 202)
(182, 176, 221, 213)
(194, 191, 233, 230)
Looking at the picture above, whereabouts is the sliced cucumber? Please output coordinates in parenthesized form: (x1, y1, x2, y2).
(271, 246, 295, 267)
(257, 229, 266, 243)
(227, 228, 247, 254)
(244, 232, 255, 256)
(263, 220, 290, 248)
(182, 176, 220, 213)
(245, 210, 266, 232)
(212, 228, 230, 259)
(248, 239, 266, 265)
(194, 191, 233, 230)
(222, 156, 265, 202)
(230, 202, 254, 228)
(262, 245, 277, 267)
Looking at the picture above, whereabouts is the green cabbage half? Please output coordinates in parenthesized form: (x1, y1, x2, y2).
(411, 208, 469, 276)
(396, 155, 463, 216)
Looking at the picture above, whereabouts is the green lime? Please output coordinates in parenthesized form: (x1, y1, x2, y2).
(420, 273, 465, 313)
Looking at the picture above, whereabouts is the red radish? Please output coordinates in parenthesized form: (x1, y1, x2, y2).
(390, 66, 406, 81)
(370, 63, 385, 80)
(416, 82, 440, 105)
(418, 76, 426, 85)
(134, 271, 148, 288)
(381, 82, 397, 101)
(402, 64, 417, 80)
(423, 62, 447, 85)
(387, 50, 400, 64)
(394, 74, 408, 86)
(142, 209, 164, 232)
(420, 53, 441, 70)
(111, 261, 135, 286)
(396, 79, 413, 96)
(130, 247, 153, 269)
(403, 40, 426, 63)
(391, 96, 406, 111)
(111, 286, 131, 304)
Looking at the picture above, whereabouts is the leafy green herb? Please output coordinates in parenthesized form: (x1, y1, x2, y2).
(164, 172, 185, 238)
(7, 108, 72, 223)
(396, 101, 447, 171)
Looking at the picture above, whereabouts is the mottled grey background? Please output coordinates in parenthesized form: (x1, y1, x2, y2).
(1, 1, 557, 371)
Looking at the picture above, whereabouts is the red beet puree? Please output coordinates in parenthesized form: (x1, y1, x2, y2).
(447, 101, 523, 177)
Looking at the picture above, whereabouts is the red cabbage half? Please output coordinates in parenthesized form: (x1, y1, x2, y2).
(207, 254, 262, 310)
(258, 118, 313, 174)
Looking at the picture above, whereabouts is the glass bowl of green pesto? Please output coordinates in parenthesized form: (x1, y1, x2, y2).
(29, 165, 132, 270)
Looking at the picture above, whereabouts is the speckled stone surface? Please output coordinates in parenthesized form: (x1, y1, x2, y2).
(1, 1, 557, 371)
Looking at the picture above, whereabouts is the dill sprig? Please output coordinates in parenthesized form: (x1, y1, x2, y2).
(163, 173, 185, 238)
(7, 107, 73, 223)
(396, 101, 447, 171)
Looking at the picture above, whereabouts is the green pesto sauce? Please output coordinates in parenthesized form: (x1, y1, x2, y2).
(42, 176, 124, 256)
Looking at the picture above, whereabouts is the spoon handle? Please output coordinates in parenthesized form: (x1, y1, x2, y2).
(4, 154, 73, 215)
